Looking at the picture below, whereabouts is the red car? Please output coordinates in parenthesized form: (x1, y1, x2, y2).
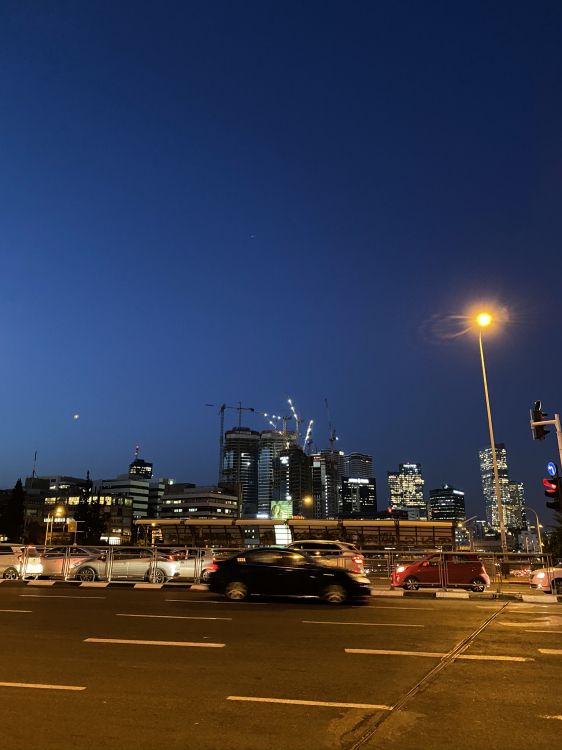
(391, 553, 490, 592)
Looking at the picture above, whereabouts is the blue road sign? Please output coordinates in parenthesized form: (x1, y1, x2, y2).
(547, 461, 558, 477)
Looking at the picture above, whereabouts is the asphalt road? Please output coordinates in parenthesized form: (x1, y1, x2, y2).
(0, 584, 560, 750)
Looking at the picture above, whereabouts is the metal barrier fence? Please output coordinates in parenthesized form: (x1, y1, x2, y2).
(4, 545, 559, 594)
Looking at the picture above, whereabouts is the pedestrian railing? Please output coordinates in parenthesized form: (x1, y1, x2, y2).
(8, 544, 558, 595)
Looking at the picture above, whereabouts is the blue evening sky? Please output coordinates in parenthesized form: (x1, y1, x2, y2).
(1, 1, 561, 520)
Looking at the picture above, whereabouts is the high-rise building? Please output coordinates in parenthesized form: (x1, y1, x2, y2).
(387, 463, 426, 519)
(257, 431, 291, 517)
(345, 453, 373, 480)
(341, 477, 377, 518)
(311, 451, 343, 519)
(479, 444, 526, 531)
(429, 485, 466, 522)
(506, 480, 527, 531)
(221, 428, 260, 518)
(272, 444, 312, 518)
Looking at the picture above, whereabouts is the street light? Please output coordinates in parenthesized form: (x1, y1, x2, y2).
(44, 505, 65, 546)
(523, 507, 544, 555)
(476, 311, 508, 553)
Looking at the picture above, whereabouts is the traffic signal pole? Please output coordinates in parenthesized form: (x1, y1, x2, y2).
(530, 412, 562, 469)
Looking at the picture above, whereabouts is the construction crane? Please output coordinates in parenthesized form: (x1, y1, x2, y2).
(303, 419, 314, 454)
(325, 398, 339, 452)
(205, 402, 256, 483)
(287, 397, 302, 443)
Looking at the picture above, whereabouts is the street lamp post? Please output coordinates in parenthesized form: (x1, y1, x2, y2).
(44, 506, 65, 547)
(476, 313, 508, 553)
(523, 507, 543, 555)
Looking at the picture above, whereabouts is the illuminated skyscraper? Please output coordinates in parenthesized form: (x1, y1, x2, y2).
(479, 444, 527, 531)
(387, 463, 426, 519)
(429, 485, 466, 522)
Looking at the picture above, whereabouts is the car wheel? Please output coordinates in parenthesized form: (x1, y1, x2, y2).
(470, 577, 486, 593)
(551, 578, 562, 595)
(224, 581, 249, 601)
(149, 568, 167, 584)
(322, 584, 347, 604)
(403, 576, 420, 591)
(3, 567, 19, 580)
(77, 566, 97, 582)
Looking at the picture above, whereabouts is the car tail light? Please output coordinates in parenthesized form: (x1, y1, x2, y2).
(396, 565, 406, 573)
(206, 563, 219, 573)
(352, 555, 363, 566)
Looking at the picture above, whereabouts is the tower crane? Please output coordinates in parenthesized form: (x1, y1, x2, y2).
(205, 402, 256, 483)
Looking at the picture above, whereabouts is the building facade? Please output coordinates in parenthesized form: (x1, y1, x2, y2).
(344, 453, 373, 480)
(257, 431, 291, 517)
(221, 428, 260, 518)
(341, 477, 377, 518)
(272, 444, 313, 519)
(159, 484, 239, 519)
(387, 463, 426, 519)
(429, 485, 466, 522)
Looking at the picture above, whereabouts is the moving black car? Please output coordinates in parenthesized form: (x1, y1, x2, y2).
(207, 546, 371, 604)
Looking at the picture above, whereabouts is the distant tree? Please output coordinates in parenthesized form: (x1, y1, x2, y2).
(545, 514, 562, 560)
(74, 497, 106, 545)
(23, 519, 44, 545)
(0, 480, 25, 542)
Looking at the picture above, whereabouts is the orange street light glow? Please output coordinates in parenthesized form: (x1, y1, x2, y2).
(476, 312, 492, 328)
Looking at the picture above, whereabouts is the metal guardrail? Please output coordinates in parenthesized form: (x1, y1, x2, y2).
(4, 545, 559, 594)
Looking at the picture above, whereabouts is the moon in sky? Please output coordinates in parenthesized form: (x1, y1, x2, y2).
(73, 414, 80, 420)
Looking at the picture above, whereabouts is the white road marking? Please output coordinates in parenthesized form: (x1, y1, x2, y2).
(345, 648, 533, 661)
(538, 649, 562, 655)
(116, 613, 232, 621)
(20, 594, 106, 600)
(84, 637, 225, 648)
(541, 715, 562, 720)
(227, 696, 391, 710)
(0, 609, 32, 613)
(0, 681, 85, 691)
(165, 598, 268, 605)
(357, 605, 434, 611)
(525, 630, 562, 634)
(347, 648, 443, 658)
(302, 620, 424, 628)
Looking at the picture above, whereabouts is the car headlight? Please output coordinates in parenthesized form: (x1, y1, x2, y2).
(535, 572, 545, 579)
(396, 566, 406, 573)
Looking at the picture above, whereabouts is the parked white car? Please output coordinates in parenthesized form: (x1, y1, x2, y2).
(287, 540, 365, 574)
(0, 544, 43, 579)
(530, 566, 562, 595)
(40, 546, 102, 578)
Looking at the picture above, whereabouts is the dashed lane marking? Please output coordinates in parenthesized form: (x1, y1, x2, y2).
(227, 696, 391, 710)
(345, 648, 533, 662)
(116, 613, 232, 621)
(355, 605, 434, 611)
(541, 715, 562, 720)
(525, 630, 562, 634)
(0, 609, 32, 613)
(302, 620, 424, 628)
(20, 594, 106, 600)
(538, 649, 562, 655)
(84, 637, 225, 648)
(0, 681, 85, 691)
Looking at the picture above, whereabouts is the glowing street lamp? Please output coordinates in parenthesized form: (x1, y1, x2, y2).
(476, 311, 507, 553)
(44, 505, 65, 547)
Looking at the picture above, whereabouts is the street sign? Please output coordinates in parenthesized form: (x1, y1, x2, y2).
(547, 461, 558, 477)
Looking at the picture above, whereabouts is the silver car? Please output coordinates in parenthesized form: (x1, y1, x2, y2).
(74, 547, 179, 583)
(41, 546, 102, 578)
(0, 544, 43, 579)
(288, 540, 365, 574)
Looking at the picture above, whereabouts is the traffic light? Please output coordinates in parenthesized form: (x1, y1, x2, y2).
(531, 400, 550, 440)
(543, 477, 562, 512)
